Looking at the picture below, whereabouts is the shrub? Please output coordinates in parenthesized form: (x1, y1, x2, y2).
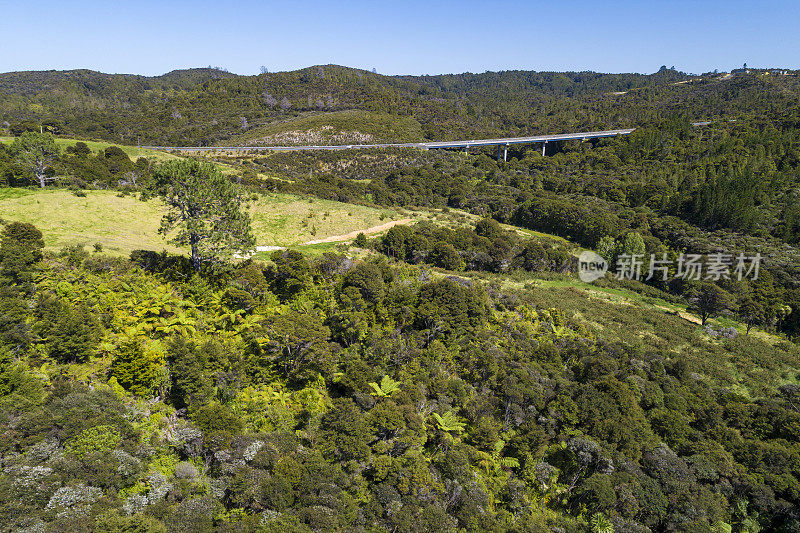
(428, 241, 465, 271)
(174, 461, 199, 480)
(110, 339, 166, 397)
(353, 232, 368, 248)
(343, 262, 385, 303)
(41, 302, 100, 363)
(67, 425, 121, 458)
(191, 402, 243, 445)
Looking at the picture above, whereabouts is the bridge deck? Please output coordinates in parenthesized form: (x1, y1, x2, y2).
(143, 128, 637, 152)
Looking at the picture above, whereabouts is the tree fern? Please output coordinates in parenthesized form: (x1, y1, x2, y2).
(711, 522, 732, 533)
(369, 375, 401, 397)
(590, 513, 613, 533)
(432, 410, 466, 433)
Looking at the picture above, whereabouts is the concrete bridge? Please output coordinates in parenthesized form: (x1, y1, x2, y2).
(144, 122, 720, 160)
(143, 127, 637, 161)
(426, 128, 636, 160)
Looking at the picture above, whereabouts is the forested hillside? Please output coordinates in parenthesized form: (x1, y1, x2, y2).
(1, 64, 798, 146)
(2, 220, 800, 532)
(2, 63, 800, 532)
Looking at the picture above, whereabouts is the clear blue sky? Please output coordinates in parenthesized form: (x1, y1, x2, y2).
(1, 0, 798, 76)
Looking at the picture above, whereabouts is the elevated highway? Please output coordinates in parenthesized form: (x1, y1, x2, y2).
(144, 122, 717, 159)
(143, 128, 637, 161)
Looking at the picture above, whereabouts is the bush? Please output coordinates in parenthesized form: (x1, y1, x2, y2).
(191, 402, 243, 445)
(0, 222, 44, 286)
(353, 232, 368, 248)
(39, 301, 100, 363)
(428, 241, 465, 271)
(110, 339, 166, 397)
(343, 262, 385, 303)
(174, 461, 199, 480)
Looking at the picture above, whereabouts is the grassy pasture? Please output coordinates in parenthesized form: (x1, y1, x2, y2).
(247, 193, 401, 246)
(0, 136, 180, 164)
(0, 187, 525, 258)
(0, 189, 179, 255)
(0, 188, 404, 256)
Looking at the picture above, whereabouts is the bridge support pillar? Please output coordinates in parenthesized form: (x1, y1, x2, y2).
(496, 144, 509, 162)
(541, 141, 547, 156)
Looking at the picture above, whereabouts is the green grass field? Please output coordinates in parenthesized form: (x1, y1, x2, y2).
(0, 187, 536, 258)
(0, 184, 551, 262)
(0, 136, 265, 178)
(0, 188, 405, 256)
(0, 189, 181, 255)
(251, 242, 353, 260)
(246, 193, 402, 246)
(0, 136, 181, 164)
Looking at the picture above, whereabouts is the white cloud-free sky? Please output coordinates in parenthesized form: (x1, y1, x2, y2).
(0, 0, 797, 76)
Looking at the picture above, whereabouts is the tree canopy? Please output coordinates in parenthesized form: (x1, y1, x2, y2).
(10, 132, 59, 188)
(146, 159, 254, 270)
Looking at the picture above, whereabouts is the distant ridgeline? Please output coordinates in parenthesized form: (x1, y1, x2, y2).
(1, 64, 798, 145)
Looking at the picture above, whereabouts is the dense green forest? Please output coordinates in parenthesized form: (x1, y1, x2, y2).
(2, 221, 800, 532)
(2, 64, 800, 532)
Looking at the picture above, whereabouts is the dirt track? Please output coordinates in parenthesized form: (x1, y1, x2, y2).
(304, 218, 412, 245)
(655, 305, 702, 325)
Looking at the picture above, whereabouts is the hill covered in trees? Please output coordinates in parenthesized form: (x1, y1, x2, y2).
(3, 63, 800, 532)
(2, 64, 799, 146)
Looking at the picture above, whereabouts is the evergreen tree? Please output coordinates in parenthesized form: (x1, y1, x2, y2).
(110, 340, 166, 397)
(0, 222, 44, 289)
(146, 159, 255, 270)
(10, 132, 59, 188)
(687, 282, 736, 325)
(44, 303, 100, 363)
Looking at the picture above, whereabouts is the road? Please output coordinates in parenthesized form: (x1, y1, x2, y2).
(144, 122, 722, 154)
(142, 128, 637, 153)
